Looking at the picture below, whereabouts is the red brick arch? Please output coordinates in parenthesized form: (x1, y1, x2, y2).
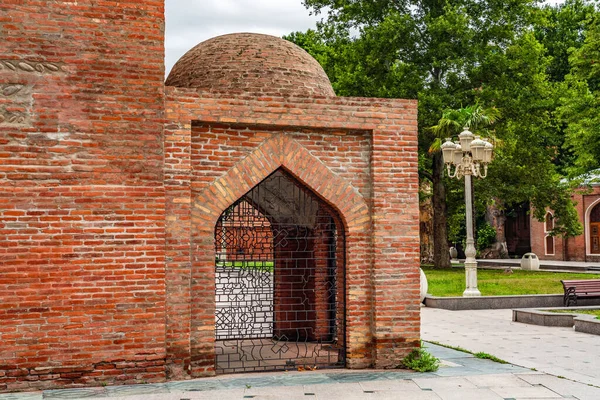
(187, 132, 371, 376)
(191, 133, 369, 235)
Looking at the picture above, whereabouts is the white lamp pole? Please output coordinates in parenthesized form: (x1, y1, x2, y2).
(441, 128, 493, 297)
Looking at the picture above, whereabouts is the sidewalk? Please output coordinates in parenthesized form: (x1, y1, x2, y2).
(1, 342, 598, 399)
(2, 307, 600, 399)
(421, 307, 600, 387)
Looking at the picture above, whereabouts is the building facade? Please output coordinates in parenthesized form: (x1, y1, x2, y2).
(0, 2, 420, 392)
(531, 183, 600, 262)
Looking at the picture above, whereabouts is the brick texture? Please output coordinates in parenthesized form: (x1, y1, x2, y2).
(0, 0, 166, 392)
(165, 33, 336, 98)
(164, 89, 420, 373)
(0, 2, 420, 392)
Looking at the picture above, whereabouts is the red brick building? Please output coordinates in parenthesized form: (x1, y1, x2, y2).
(0, 2, 420, 392)
(531, 181, 600, 262)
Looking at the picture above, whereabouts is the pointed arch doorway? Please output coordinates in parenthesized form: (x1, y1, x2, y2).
(214, 168, 346, 374)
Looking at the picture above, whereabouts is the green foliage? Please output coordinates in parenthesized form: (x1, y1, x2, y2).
(401, 343, 440, 372)
(535, 0, 598, 83)
(557, 13, 600, 177)
(289, 0, 597, 253)
(429, 344, 507, 364)
(476, 223, 497, 252)
(421, 266, 600, 297)
(548, 309, 600, 319)
(474, 352, 509, 364)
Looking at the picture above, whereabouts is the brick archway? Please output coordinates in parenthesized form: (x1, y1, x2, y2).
(187, 133, 371, 376)
(191, 133, 369, 235)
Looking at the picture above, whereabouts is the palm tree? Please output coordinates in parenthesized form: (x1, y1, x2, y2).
(430, 104, 500, 153)
(424, 104, 500, 268)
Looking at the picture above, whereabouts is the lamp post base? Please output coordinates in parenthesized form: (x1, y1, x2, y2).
(463, 287, 482, 297)
(463, 260, 481, 297)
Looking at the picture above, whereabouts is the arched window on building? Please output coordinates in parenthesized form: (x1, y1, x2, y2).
(589, 202, 600, 255)
(545, 212, 554, 256)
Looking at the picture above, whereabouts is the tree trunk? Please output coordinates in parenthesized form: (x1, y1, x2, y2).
(432, 152, 451, 268)
(471, 177, 476, 247)
(485, 201, 508, 259)
(419, 181, 434, 264)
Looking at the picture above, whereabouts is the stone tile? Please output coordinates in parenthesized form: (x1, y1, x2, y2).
(490, 386, 563, 399)
(303, 383, 372, 400)
(424, 343, 475, 360)
(171, 388, 245, 400)
(432, 367, 485, 377)
(358, 379, 421, 391)
(168, 379, 228, 391)
(413, 377, 477, 391)
(243, 384, 307, 399)
(465, 374, 532, 388)
(0, 394, 42, 400)
(105, 384, 169, 396)
(43, 387, 107, 399)
(435, 388, 503, 400)
(269, 374, 336, 387)
(516, 373, 600, 400)
(326, 372, 392, 383)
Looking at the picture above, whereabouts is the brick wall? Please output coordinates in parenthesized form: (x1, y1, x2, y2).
(0, 1, 420, 390)
(164, 88, 420, 374)
(0, 1, 166, 391)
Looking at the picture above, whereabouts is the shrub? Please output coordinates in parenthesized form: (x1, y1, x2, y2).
(477, 222, 496, 251)
(401, 344, 440, 372)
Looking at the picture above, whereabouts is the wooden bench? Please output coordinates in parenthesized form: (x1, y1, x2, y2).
(561, 279, 600, 306)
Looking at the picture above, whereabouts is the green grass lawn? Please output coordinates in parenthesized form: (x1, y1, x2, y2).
(548, 309, 600, 320)
(217, 260, 274, 271)
(422, 266, 600, 297)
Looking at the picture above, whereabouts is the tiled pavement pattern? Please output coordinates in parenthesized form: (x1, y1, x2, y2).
(422, 308, 600, 386)
(1, 342, 598, 399)
(2, 308, 599, 399)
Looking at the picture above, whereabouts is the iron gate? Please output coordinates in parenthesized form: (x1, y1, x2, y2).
(214, 169, 345, 373)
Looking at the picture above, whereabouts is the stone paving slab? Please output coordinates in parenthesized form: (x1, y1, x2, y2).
(0, 324, 596, 400)
(422, 307, 600, 387)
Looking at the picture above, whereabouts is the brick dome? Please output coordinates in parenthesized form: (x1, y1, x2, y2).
(165, 33, 335, 97)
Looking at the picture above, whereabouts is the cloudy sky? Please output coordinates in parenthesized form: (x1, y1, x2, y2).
(165, 0, 321, 75)
(165, 0, 564, 76)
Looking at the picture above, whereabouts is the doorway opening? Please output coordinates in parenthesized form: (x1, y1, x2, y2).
(214, 169, 346, 373)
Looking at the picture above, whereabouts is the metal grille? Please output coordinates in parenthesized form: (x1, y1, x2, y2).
(215, 169, 345, 374)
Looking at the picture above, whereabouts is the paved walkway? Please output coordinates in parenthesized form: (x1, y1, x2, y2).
(421, 307, 600, 386)
(2, 307, 599, 399)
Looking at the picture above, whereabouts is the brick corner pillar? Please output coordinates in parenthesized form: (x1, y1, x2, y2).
(371, 105, 421, 368)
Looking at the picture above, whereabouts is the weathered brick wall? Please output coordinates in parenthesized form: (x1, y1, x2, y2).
(164, 88, 420, 374)
(1, 2, 420, 390)
(0, 1, 166, 391)
(165, 33, 335, 98)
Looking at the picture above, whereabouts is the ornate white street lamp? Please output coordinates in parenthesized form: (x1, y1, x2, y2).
(441, 128, 494, 297)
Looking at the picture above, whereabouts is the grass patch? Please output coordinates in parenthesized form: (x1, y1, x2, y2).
(547, 309, 600, 320)
(217, 260, 274, 271)
(401, 342, 440, 372)
(474, 352, 508, 364)
(427, 341, 508, 365)
(422, 266, 600, 297)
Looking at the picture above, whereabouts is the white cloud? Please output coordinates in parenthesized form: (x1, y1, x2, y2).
(165, 0, 322, 75)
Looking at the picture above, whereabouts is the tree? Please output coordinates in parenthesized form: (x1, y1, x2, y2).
(430, 104, 500, 256)
(535, 0, 597, 83)
(557, 12, 600, 177)
(475, 32, 583, 238)
(288, 0, 584, 264)
(288, 0, 538, 268)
